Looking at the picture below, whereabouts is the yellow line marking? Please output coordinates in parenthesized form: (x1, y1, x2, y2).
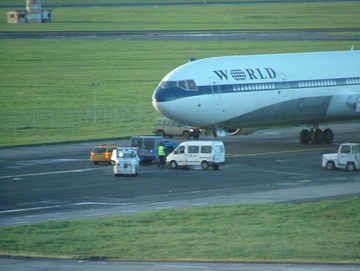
(226, 146, 333, 157)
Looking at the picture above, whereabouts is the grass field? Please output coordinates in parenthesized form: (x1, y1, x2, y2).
(1, 1, 360, 264)
(1, 1, 359, 146)
(0, 0, 326, 8)
(1, 3, 360, 31)
(0, 197, 359, 263)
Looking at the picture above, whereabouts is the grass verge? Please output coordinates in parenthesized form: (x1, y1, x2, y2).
(0, 197, 359, 263)
(1, 3, 360, 31)
(1, 40, 359, 147)
(1, 1, 359, 147)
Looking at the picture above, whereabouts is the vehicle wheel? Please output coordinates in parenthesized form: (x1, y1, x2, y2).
(323, 128, 334, 144)
(326, 161, 335, 170)
(170, 160, 178, 169)
(346, 162, 356, 171)
(156, 130, 165, 137)
(201, 161, 209, 170)
(213, 164, 219, 170)
(299, 129, 311, 144)
(193, 134, 199, 139)
(114, 174, 119, 177)
(183, 131, 190, 139)
(93, 162, 98, 165)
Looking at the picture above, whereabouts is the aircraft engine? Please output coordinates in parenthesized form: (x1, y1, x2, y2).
(215, 128, 258, 136)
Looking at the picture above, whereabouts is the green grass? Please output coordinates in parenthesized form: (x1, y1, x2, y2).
(1, 40, 359, 147)
(1, 3, 360, 31)
(0, 0, 331, 7)
(0, 2, 359, 146)
(1, 197, 359, 263)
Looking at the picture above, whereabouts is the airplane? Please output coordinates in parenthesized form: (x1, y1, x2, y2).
(152, 50, 360, 144)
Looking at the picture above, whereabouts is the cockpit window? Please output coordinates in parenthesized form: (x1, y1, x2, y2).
(159, 81, 177, 89)
(159, 80, 198, 91)
(186, 80, 197, 90)
(178, 80, 187, 89)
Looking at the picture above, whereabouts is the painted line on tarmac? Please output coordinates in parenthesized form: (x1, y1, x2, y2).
(226, 146, 332, 157)
(0, 167, 103, 179)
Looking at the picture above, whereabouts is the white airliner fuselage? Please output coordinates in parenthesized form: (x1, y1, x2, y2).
(152, 51, 360, 144)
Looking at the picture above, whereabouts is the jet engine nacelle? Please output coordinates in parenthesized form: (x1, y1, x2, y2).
(216, 128, 258, 137)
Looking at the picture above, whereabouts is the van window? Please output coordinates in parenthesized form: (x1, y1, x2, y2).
(340, 145, 351, 154)
(143, 138, 155, 149)
(188, 145, 199, 153)
(201, 145, 212, 153)
(176, 146, 185, 154)
(131, 138, 141, 148)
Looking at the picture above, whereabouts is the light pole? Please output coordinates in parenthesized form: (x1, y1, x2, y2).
(92, 82, 99, 124)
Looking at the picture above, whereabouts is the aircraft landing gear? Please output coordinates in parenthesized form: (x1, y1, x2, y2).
(299, 126, 334, 144)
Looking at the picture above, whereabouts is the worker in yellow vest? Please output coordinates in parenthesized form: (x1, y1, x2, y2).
(158, 142, 166, 168)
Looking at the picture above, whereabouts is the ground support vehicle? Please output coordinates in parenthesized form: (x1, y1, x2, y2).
(322, 143, 360, 171)
(90, 143, 117, 164)
(153, 117, 201, 139)
(111, 147, 140, 176)
(166, 141, 225, 170)
(130, 136, 178, 164)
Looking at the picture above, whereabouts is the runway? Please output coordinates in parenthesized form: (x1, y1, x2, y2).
(1, 123, 359, 227)
(1, 123, 360, 270)
(1, 29, 360, 41)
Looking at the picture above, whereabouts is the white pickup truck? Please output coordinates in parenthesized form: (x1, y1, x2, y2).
(322, 143, 360, 171)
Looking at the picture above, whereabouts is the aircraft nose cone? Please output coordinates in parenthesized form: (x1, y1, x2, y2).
(152, 99, 162, 114)
(152, 87, 176, 102)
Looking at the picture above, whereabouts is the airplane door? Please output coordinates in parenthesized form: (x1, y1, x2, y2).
(278, 74, 289, 98)
(209, 77, 221, 102)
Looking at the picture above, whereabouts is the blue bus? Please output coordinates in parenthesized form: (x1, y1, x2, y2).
(130, 136, 178, 164)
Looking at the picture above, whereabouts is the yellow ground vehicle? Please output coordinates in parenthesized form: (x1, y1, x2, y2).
(90, 143, 117, 164)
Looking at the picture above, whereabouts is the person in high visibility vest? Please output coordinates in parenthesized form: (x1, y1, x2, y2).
(158, 142, 166, 168)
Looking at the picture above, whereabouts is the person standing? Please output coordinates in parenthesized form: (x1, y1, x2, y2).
(158, 142, 166, 168)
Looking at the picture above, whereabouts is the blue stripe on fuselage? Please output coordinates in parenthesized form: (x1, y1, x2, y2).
(153, 86, 212, 102)
(153, 77, 360, 103)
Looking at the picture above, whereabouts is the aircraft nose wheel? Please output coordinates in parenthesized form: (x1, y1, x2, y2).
(299, 128, 333, 144)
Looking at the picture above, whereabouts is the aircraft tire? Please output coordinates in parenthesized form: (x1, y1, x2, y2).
(299, 129, 311, 144)
(311, 129, 324, 144)
(323, 128, 334, 144)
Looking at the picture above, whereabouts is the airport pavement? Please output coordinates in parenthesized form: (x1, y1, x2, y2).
(0, 123, 359, 270)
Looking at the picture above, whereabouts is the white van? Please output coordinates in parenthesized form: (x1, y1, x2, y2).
(166, 141, 225, 170)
